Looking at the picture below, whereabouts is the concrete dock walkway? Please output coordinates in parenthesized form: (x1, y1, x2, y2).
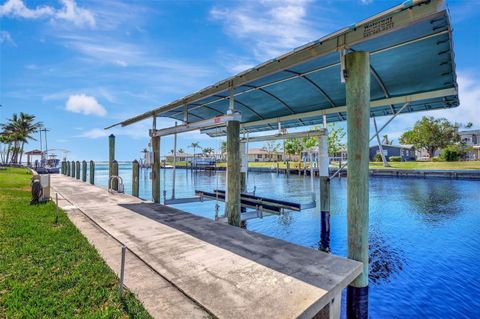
(51, 174, 362, 319)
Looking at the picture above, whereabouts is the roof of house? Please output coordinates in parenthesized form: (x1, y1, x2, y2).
(248, 148, 283, 155)
(459, 130, 480, 135)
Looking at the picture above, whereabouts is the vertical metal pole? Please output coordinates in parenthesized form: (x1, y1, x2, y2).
(82, 160, 87, 182)
(318, 131, 330, 253)
(119, 245, 126, 298)
(89, 160, 95, 184)
(226, 119, 241, 227)
(54, 192, 59, 224)
(132, 159, 139, 197)
(112, 160, 119, 191)
(345, 51, 370, 319)
(373, 117, 390, 167)
(172, 122, 177, 199)
(75, 161, 80, 180)
(109, 134, 115, 182)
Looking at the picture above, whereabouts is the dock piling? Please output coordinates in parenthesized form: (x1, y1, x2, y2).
(112, 160, 119, 191)
(132, 160, 139, 197)
(152, 136, 160, 203)
(318, 131, 331, 253)
(109, 134, 115, 182)
(82, 160, 87, 182)
(71, 161, 75, 178)
(76, 161, 80, 180)
(226, 118, 241, 227)
(89, 160, 95, 184)
(345, 51, 370, 319)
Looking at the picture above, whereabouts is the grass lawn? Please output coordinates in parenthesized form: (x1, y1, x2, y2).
(0, 168, 152, 318)
(368, 161, 480, 170)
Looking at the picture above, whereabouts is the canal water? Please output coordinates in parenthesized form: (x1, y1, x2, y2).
(92, 163, 480, 318)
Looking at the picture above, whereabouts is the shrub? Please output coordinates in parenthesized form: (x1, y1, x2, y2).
(440, 143, 472, 161)
(389, 156, 402, 162)
(374, 153, 383, 162)
(432, 156, 443, 162)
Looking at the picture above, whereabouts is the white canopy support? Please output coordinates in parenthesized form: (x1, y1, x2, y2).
(150, 112, 242, 138)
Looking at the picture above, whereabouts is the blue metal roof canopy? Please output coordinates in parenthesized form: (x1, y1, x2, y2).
(108, 0, 458, 136)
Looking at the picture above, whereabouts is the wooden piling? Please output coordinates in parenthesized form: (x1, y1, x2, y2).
(345, 51, 370, 319)
(132, 159, 139, 197)
(82, 160, 87, 182)
(226, 120, 241, 227)
(75, 161, 80, 180)
(152, 136, 160, 203)
(89, 160, 95, 184)
(66, 161, 70, 176)
(318, 132, 331, 253)
(61, 161, 65, 175)
(109, 134, 115, 182)
(71, 161, 75, 178)
(112, 160, 119, 191)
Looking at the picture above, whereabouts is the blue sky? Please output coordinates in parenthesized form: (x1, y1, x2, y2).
(1, 0, 479, 161)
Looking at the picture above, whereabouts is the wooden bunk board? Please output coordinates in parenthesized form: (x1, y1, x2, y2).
(195, 189, 301, 213)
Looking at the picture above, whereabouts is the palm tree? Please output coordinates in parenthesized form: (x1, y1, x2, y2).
(1, 113, 42, 164)
(189, 142, 201, 163)
(178, 148, 184, 153)
(202, 147, 214, 157)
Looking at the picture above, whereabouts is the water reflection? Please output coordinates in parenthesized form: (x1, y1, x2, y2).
(368, 227, 406, 284)
(404, 181, 461, 224)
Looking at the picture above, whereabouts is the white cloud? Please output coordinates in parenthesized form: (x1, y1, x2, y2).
(0, 0, 95, 28)
(65, 94, 107, 116)
(210, 0, 324, 61)
(77, 128, 107, 139)
(0, 30, 16, 46)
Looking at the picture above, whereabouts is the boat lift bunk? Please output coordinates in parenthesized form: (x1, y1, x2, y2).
(160, 122, 325, 220)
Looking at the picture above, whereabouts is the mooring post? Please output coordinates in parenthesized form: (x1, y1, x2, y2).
(132, 159, 139, 197)
(89, 160, 95, 184)
(345, 51, 370, 319)
(119, 245, 126, 298)
(112, 160, 119, 191)
(109, 134, 115, 183)
(318, 130, 331, 253)
(152, 136, 160, 203)
(75, 161, 80, 180)
(226, 118, 241, 227)
(82, 160, 87, 182)
(54, 192, 59, 224)
(240, 142, 247, 213)
(60, 161, 64, 175)
(71, 161, 75, 178)
(286, 161, 290, 176)
(66, 161, 70, 176)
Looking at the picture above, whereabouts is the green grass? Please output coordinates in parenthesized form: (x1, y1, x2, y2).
(368, 161, 480, 170)
(0, 168, 152, 319)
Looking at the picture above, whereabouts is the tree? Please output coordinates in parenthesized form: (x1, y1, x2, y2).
(202, 147, 214, 157)
(0, 112, 42, 164)
(284, 138, 303, 162)
(220, 141, 227, 159)
(189, 142, 201, 161)
(178, 148, 184, 153)
(327, 123, 346, 156)
(400, 116, 459, 158)
(261, 141, 280, 162)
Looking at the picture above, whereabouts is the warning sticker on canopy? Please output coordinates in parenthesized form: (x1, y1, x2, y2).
(363, 16, 394, 38)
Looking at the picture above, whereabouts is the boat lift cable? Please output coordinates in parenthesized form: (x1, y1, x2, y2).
(330, 102, 410, 179)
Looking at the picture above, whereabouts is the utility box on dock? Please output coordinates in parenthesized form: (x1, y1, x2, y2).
(31, 173, 50, 203)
